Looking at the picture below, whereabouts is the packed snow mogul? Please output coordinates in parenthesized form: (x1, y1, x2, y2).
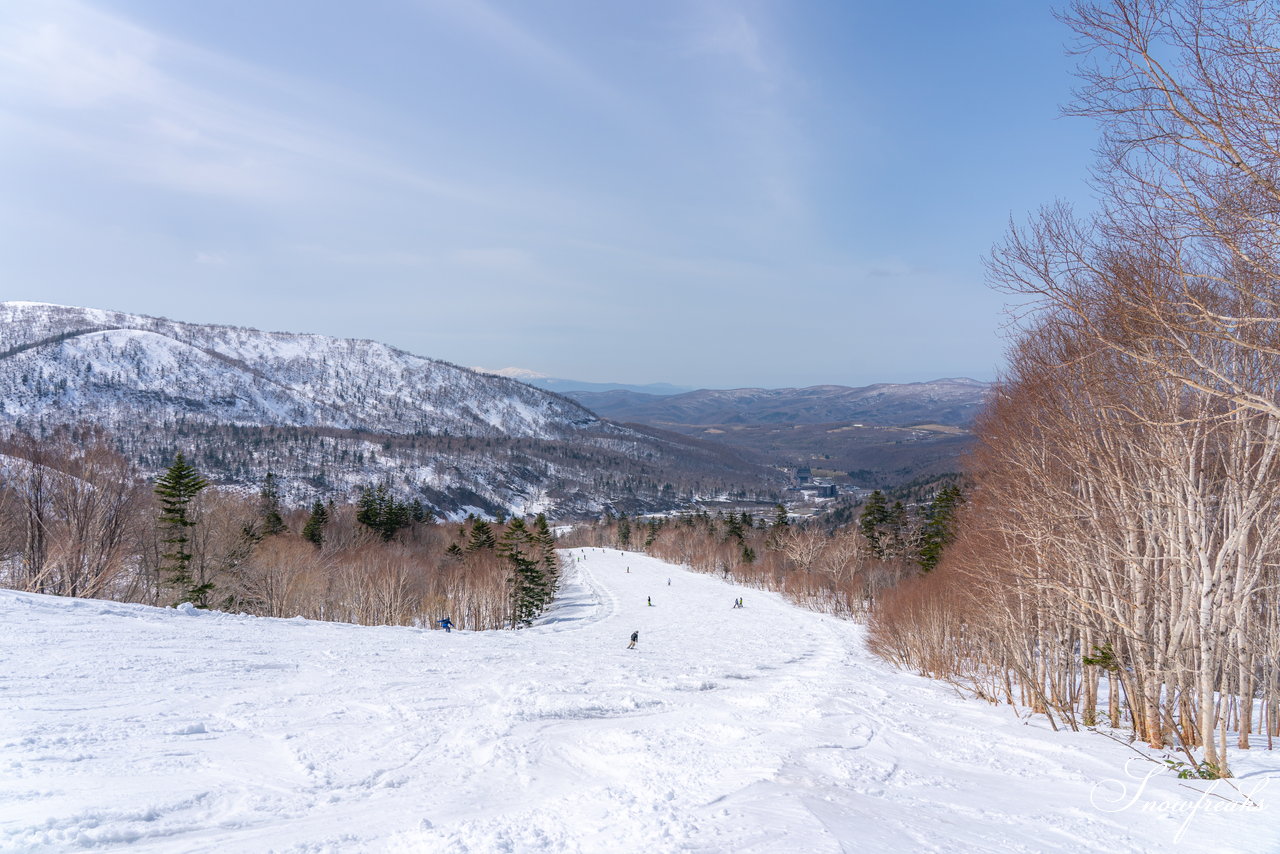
(627, 631, 638, 649)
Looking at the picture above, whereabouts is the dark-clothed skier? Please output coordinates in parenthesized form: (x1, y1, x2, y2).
(628, 630, 639, 649)
(438, 617, 453, 632)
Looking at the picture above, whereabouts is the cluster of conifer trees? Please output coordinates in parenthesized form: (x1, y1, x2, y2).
(0, 430, 559, 631)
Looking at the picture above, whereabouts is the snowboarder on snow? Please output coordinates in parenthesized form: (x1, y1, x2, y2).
(438, 617, 453, 632)
(628, 631, 638, 649)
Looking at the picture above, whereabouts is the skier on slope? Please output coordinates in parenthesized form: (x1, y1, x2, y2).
(628, 630, 639, 649)
(438, 617, 453, 632)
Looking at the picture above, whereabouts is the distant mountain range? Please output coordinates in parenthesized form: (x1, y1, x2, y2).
(564, 379, 992, 428)
(473, 367, 693, 397)
(463, 371, 992, 491)
(549, 378, 993, 491)
(0, 303, 781, 518)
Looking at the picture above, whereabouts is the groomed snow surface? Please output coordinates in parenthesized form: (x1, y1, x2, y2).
(2, 549, 1277, 852)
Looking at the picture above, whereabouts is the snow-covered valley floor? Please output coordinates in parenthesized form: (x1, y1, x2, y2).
(2, 548, 1277, 852)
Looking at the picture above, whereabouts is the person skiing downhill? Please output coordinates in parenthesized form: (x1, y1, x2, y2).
(627, 630, 638, 649)
(438, 617, 453, 632)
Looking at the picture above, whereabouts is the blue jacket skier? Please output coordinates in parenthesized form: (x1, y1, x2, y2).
(438, 617, 453, 633)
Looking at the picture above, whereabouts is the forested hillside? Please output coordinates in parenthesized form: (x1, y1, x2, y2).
(0, 303, 783, 516)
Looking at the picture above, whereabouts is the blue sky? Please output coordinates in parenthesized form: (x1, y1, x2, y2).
(0, 0, 1095, 388)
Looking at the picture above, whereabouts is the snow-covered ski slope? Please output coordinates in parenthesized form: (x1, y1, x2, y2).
(3, 550, 1276, 853)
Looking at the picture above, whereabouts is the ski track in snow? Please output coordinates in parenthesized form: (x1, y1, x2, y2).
(1, 549, 1277, 853)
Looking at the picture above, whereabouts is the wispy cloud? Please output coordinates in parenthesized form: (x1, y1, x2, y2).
(194, 251, 228, 266)
(677, 1, 810, 225)
(412, 0, 632, 121)
(690, 4, 771, 83)
(0, 0, 574, 214)
(0, 0, 303, 199)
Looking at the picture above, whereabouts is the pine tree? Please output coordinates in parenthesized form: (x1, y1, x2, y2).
(302, 500, 328, 547)
(529, 514, 561, 610)
(918, 485, 964, 571)
(616, 513, 631, 549)
(356, 484, 411, 541)
(772, 504, 789, 529)
(409, 498, 432, 524)
(533, 513, 559, 583)
(886, 501, 908, 557)
(155, 452, 210, 607)
(643, 520, 660, 548)
(725, 511, 745, 543)
(500, 519, 547, 627)
(467, 518, 497, 551)
(258, 471, 287, 537)
(858, 490, 889, 558)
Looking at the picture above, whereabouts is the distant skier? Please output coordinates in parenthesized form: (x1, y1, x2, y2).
(667, 578, 671, 586)
(438, 617, 453, 632)
(647, 596, 653, 606)
(628, 630, 638, 649)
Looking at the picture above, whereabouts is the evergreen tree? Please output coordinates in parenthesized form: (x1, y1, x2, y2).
(616, 513, 631, 549)
(356, 484, 411, 541)
(643, 520, 660, 548)
(409, 498, 432, 524)
(532, 513, 560, 588)
(772, 503, 789, 529)
(445, 542, 465, 561)
(302, 500, 329, 547)
(155, 453, 210, 607)
(499, 519, 548, 627)
(725, 511, 745, 543)
(918, 486, 964, 571)
(858, 490, 890, 558)
(258, 471, 287, 537)
(467, 518, 497, 551)
(887, 501, 908, 557)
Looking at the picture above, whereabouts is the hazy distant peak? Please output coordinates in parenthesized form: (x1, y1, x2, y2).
(473, 366, 552, 380)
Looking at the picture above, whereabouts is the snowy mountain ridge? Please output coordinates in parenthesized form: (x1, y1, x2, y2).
(0, 302, 595, 438)
(0, 303, 780, 516)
